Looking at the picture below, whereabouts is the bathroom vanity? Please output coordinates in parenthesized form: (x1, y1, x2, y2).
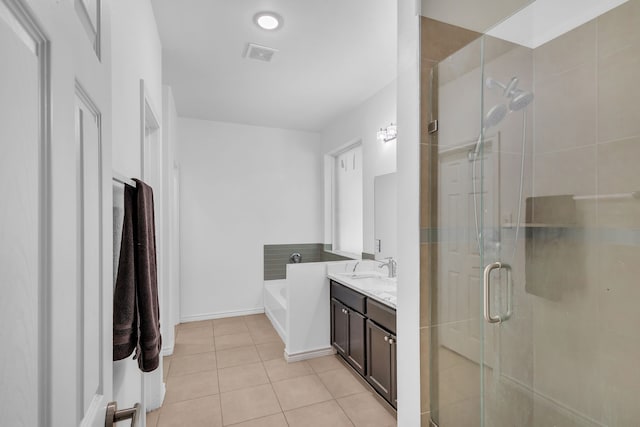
(327, 269, 397, 409)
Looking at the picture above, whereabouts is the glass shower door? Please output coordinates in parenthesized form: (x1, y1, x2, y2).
(429, 1, 640, 426)
(480, 2, 640, 425)
(478, 33, 536, 427)
(429, 29, 538, 427)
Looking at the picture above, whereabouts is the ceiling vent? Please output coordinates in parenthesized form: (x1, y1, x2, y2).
(244, 43, 278, 62)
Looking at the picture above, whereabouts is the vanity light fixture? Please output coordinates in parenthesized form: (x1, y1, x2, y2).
(377, 123, 397, 143)
(254, 12, 283, 30)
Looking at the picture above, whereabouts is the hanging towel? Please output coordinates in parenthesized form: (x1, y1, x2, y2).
(133, 179, 162, 372)
(113, 184, 138, 360)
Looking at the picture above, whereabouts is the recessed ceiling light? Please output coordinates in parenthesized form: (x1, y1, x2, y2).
(254, 12, 282, 31)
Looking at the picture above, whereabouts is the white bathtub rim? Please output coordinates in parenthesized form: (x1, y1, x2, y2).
(264, 280, 287, 309)
(265, 307, 287, 344)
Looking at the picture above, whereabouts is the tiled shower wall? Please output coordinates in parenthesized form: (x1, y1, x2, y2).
(527, 2, 640, 424)
(263, 244, 352, 280)
(419, 1, 640, 425)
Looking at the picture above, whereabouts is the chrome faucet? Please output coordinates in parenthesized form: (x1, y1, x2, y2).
(378, 257, 397, 278)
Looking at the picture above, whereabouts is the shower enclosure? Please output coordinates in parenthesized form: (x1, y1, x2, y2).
(420, 1, 640, 425)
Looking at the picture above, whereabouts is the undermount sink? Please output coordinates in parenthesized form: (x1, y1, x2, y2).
(342, 271, 385, 279)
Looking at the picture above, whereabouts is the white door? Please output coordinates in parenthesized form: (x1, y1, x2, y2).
(0, 0, 126, 425)
(0, 1, 45, 425)
(438, 138, 498, 364)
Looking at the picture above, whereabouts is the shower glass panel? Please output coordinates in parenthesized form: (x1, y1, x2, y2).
(427, 0, 640, 425)
(428, 36, 485, 427)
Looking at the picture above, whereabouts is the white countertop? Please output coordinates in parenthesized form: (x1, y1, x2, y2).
(327, 271, 397, 309)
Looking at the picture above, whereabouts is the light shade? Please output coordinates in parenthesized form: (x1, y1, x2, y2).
(254, 12, 282, 30)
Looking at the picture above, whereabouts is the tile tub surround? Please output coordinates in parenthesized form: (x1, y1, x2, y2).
(264, 243, 353, 281)
(151, 314, 396, 427)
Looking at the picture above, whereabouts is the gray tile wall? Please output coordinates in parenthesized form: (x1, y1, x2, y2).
(264, 243, 353, 280)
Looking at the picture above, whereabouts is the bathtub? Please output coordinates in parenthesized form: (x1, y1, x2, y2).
(264, 280, 288, 342)
(264, 261, 353, 362)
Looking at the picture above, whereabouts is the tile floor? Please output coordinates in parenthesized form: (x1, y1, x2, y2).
(147, 314, 397, 427)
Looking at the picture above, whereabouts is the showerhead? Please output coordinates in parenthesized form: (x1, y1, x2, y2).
(487, 75, 534, 113)
(509, 89, 534, 111)
(486, 77, 519, 97)
(484, 104, 508, 129)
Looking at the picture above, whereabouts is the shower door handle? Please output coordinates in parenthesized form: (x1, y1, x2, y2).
(483, 262, 511, 324)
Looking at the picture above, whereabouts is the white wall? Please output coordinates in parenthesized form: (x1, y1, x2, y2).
(321, 80, 398, 255)
(162, 86, 180, 355)
(111, 0, 163, 178)
(286, 263, 336, 358)
(178, 118, 323, 320)
(110, 0, 165, 414)
(396, 0, 422, 425)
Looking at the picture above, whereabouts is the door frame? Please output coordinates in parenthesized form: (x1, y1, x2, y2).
(75, 78, 111, 426)
(139, 78, 165, 413)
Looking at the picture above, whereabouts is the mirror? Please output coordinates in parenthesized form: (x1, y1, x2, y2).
(374, 172, 397, 260)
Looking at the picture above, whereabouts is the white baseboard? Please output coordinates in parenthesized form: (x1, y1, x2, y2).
(180, 307, 265, 323)
(285, 346, 336, 363)
(162, 343, 174, 357)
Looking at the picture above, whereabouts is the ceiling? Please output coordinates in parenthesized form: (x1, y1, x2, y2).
(151, 0, 397, 132)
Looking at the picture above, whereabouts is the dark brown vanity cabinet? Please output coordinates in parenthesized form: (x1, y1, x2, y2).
(330, 280, 397, 408)
(366, 319, 397, 405)
(330, 287, 366, 376)
(330, 298, 349, 355)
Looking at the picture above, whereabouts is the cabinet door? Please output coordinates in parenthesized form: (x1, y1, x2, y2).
(366, 320, 393, 403)
(331, 298, 349, 356)
(348, 310, 366, 376)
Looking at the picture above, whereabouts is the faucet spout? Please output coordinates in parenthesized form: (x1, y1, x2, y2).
(378, 257, 397, 278)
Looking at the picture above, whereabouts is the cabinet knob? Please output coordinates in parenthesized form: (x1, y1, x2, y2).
(389, 338, 395, 345)
(384, 336, 389, 342)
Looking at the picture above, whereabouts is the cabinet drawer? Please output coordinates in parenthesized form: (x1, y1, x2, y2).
(367, 298, 396, 334)
(330, 281, 366, 314)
